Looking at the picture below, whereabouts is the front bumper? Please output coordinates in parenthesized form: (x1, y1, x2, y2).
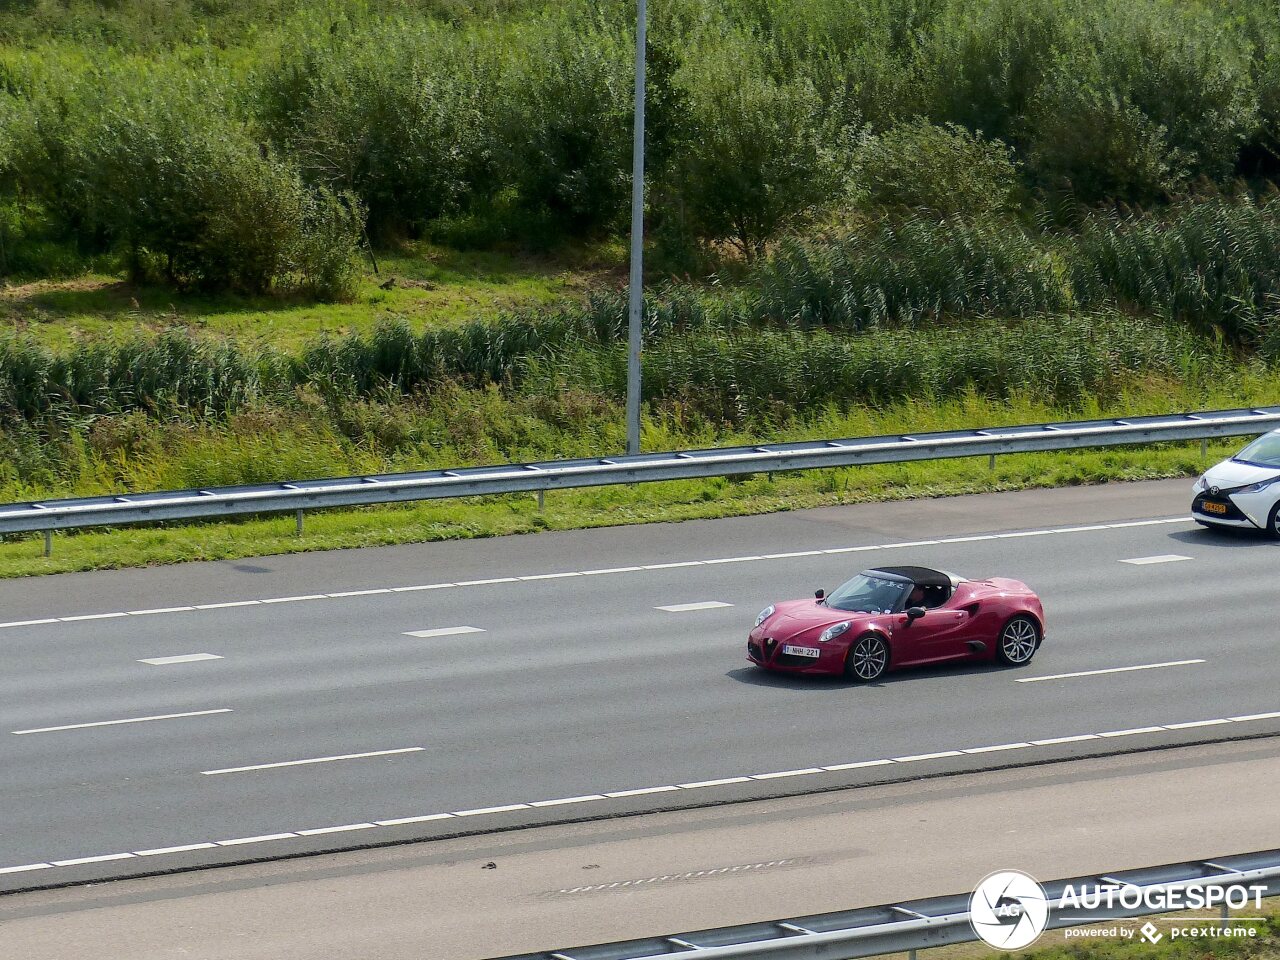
(747, 633, 843, 675)
(1191, 492, 1266, 529)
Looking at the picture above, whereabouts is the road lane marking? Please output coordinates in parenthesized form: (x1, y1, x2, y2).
(134, 843, 217, 856)
(12, 708, 232, 735)
(215, 834, 297, 846)
(677, 777, 751, 789)
(201, 746, 424, 775)
(138, 654, 223, 666)
(14, 706, 1280, 880)
(452, 804, 530, 817)
(656, 601, 733, 612)
(962, 742, 1032, 754)
(1097, 726, 1167, 738)
(1016, 660, 1206, 683)
(403, 626, 485, 638)
(1119, 554, 1192, 565)
(375, 814, 456, 826)
(0, 514, 1194, 630)
(555, 859, 800, 895)
(822, 759, 894, 771)
(605, 785, 681, 798)
(51, 853, 135, 866)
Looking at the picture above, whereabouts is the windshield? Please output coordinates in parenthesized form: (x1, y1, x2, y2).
(825, 572, 911, 613)
(1233, 432, 1280, 468)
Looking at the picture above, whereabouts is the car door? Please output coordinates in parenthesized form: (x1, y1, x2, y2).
(890, 605, 972, 665)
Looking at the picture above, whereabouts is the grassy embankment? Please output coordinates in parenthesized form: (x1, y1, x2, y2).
(3, 0, 1280, 575)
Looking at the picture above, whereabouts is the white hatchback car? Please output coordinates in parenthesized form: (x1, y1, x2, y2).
(1192, 429, 1280, 536)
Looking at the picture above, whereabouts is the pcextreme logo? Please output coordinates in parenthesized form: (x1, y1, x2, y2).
(969, 870, 1051, 949)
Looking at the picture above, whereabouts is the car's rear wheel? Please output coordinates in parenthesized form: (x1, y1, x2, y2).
(845, 633, 889, 683)
(996, 615, 1040, 666)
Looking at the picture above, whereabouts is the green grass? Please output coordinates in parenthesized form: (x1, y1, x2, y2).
(0, 241, 624, 350)
(1, 377, 1271, 579)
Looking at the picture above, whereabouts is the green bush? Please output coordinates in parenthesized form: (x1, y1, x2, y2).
(853, 119, 1021, 215)
(8, 60, 362, 297)
(671, 34, 843, 258)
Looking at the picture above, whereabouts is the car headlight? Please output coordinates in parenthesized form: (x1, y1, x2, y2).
(818, 621, 851, 642)
(1193, 475, 1207, 493)
(754, 605, 775, 627)
(1242, 476, 1280, 494)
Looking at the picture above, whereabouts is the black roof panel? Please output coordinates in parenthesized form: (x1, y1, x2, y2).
(865, 565, 952, 587)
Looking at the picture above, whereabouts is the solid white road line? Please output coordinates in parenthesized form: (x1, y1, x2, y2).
(1016, 659, 1206, 683)
(15, 706, 1280, 879)
(138, 654, 223, 666)
(12, 708, 232, 736)
(134, 843, 217, 856)
(215, 833, 297, 846)
(201, 746, 424, 776)
(1119, 554, 1192, 565)
(51, 853, 135, 866)
(403, 626, 485, 638)
(655, 601, 734, 612)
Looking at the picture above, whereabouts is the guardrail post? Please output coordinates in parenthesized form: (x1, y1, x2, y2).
(1201, 438, 1208, 461)
(295, 509, 304, 537)
(537, 490, 545, 512)
(988, 454, 996, 471)
(43, 530, 51, 558)
(1221, 901, 1229, 921)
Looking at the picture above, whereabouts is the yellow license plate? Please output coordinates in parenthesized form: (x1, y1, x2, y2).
(1202, 501, 1227, 515)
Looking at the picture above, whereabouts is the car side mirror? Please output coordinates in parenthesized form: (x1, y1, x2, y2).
(906, 606, 925, 621)
(815, 589, 825, 600)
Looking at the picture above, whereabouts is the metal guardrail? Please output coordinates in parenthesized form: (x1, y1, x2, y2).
(500, 850, 1280, 960)
(3, 406, 1278, 540)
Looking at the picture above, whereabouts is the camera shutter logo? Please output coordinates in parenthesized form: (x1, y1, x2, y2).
(970, 870, 1050, 949)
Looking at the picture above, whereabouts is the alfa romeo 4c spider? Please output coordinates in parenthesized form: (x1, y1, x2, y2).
(747, 565, 1045, 682)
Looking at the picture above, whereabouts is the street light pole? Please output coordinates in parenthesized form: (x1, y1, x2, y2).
(626, 0, 647, 456)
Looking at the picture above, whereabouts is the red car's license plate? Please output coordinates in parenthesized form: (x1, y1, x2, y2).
(1202, 501, 1228, 515)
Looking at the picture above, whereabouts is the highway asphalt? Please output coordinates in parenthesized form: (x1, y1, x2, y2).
(2, 477, 1278, 888)
(3, 737, 1279, 960)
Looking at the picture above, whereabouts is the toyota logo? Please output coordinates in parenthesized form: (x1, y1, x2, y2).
(1211, 486, 1220, 496)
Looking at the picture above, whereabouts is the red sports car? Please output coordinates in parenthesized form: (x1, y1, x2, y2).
(747, 565, 1044, 681)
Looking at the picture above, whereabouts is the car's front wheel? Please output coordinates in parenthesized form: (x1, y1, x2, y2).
(1268, 502, 1280, 539)
(996, 615, 1040, 666)
(845, 633, 890, 683)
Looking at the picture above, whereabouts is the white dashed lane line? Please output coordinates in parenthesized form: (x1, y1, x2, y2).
(0, 516, 1190, 632)
(1015, 659, 1206, 683)
(656, 601, 734, 613)
(5, 707, 1278, 878)
(12, 708, 232, 736)
(138, 654, 223, 666)
(403, 626, 485, 639)
(201, 746, 424, 776)
(1119, 554, 1193, 565)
